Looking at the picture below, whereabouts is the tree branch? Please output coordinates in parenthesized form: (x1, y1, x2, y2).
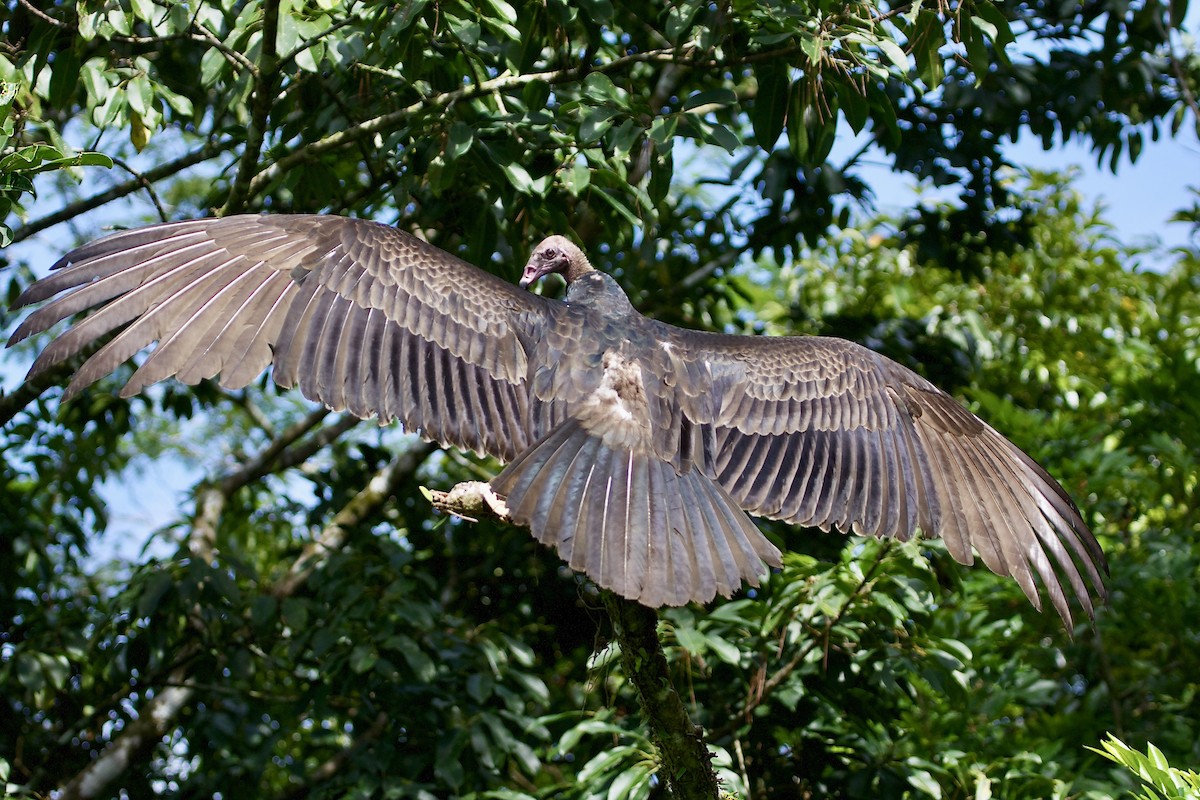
(271, 440, 438, 597)
(17, 0, 68, 28)
(221, 0, 282, 215)
(244, 48, 689, 197)
(109, 157, 169, 222)
(11, 138, 238, 244)
(57, 666, 195, 800)
(0, 365, 65, 426)
(602, 592, 721, 799)
(427, 481, 719, 798)
(712, 544, 893, 741)
(56, 438, 438, 798)
(218, 407, 332, 495)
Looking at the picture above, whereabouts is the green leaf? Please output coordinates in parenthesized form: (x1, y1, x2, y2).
(907, 767, 943, 798)
(1171, 0, 1190, 28)
(72, 152, 114, 168)
(580, 106, 621, 142)
(80, 59, 110, 109)
(701, 631, 741, 665)
(77, 10, 99, 40)
(911, 10, 946, 88)
(501, 161, 539, 194)
(350, 645, 377, 673)
(107, 7, 133, 36)
(673, 625, 705, 654)
(481, 0, 518, 25)
(561, 159, 590, 196)
(608, 762, 653, 800)
(960, 16, 989, 80)
(799, 30, 821, 63)
(447, 122, 474, 160)
(705, 121, 740, 152)
(665, 2, 698, 42)
(609, 118, 640, 159)
(876, 37, 910, 71)
(467, 671, 493, 702)
(648, 115, 677, 145)
(684, 88, 737, 111)
(157, 84, 194, 117)
(583, 72, 621, 103)
(131, 0, 156, 22)
(835, 80, 869, 133)
(973, 0, 1015, 65)
(48, 48, 81, 109)
(752, 63, 789, 148)
(590, 185, 641, 228)
(127, 74, 154, 117)
(200, 47, 227, 88)
(522, 79, 551, 111)
(392, 634, 436, 681)
(294, 41, 323, 72)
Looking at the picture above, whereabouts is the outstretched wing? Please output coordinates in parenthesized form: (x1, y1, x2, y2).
(666, 330, 1106, 626)
(8, 214, 559, 462)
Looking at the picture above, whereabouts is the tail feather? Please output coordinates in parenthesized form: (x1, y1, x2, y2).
(493, 420, 781, 606)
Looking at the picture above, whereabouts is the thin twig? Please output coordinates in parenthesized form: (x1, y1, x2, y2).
(188, 27, 259, 77)
(221, 0, 281, 214)
(12, 139, 238, 244)
(217, 407, 334, 495)
(17, 0, 68, 27)
(712, 543, 894, 740)
(110, 158, 169, 222)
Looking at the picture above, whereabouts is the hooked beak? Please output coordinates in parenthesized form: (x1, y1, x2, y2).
(519, 256, 556, 290)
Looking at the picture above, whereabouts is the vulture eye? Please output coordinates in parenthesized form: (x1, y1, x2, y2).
(542, 247, 560, 260)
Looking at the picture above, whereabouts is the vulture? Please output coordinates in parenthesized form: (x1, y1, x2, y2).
(6, 215, 1107, 625)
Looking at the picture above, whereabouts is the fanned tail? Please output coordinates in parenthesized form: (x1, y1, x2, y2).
(492, 420, 781, 606)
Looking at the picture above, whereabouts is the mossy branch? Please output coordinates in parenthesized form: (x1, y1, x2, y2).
(430, 480, 720, 799)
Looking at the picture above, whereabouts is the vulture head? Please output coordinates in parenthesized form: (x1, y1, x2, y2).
(520, 235, 594, 289)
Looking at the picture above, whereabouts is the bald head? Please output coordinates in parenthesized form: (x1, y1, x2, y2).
(519, 235, 594, 289)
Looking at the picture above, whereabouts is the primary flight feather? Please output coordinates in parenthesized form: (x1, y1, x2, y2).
(7, 215, 1107, 623)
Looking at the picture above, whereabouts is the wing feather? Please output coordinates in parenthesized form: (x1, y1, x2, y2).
(665, 329, 1106, 625)
(9, 215, 562, 463)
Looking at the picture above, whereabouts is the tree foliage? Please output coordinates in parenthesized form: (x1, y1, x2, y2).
(1, 0, 1199, 797)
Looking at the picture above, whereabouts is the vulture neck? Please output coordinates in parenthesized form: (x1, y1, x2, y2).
(561, 250, 595, 284)
(564, 271, 637, 318)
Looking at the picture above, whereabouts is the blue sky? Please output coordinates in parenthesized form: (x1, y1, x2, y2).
(830, 122, 1200, 255)
(1012, 133, 1199, 251)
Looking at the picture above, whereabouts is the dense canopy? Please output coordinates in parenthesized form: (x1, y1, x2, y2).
(2, 0, 1197, 797)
